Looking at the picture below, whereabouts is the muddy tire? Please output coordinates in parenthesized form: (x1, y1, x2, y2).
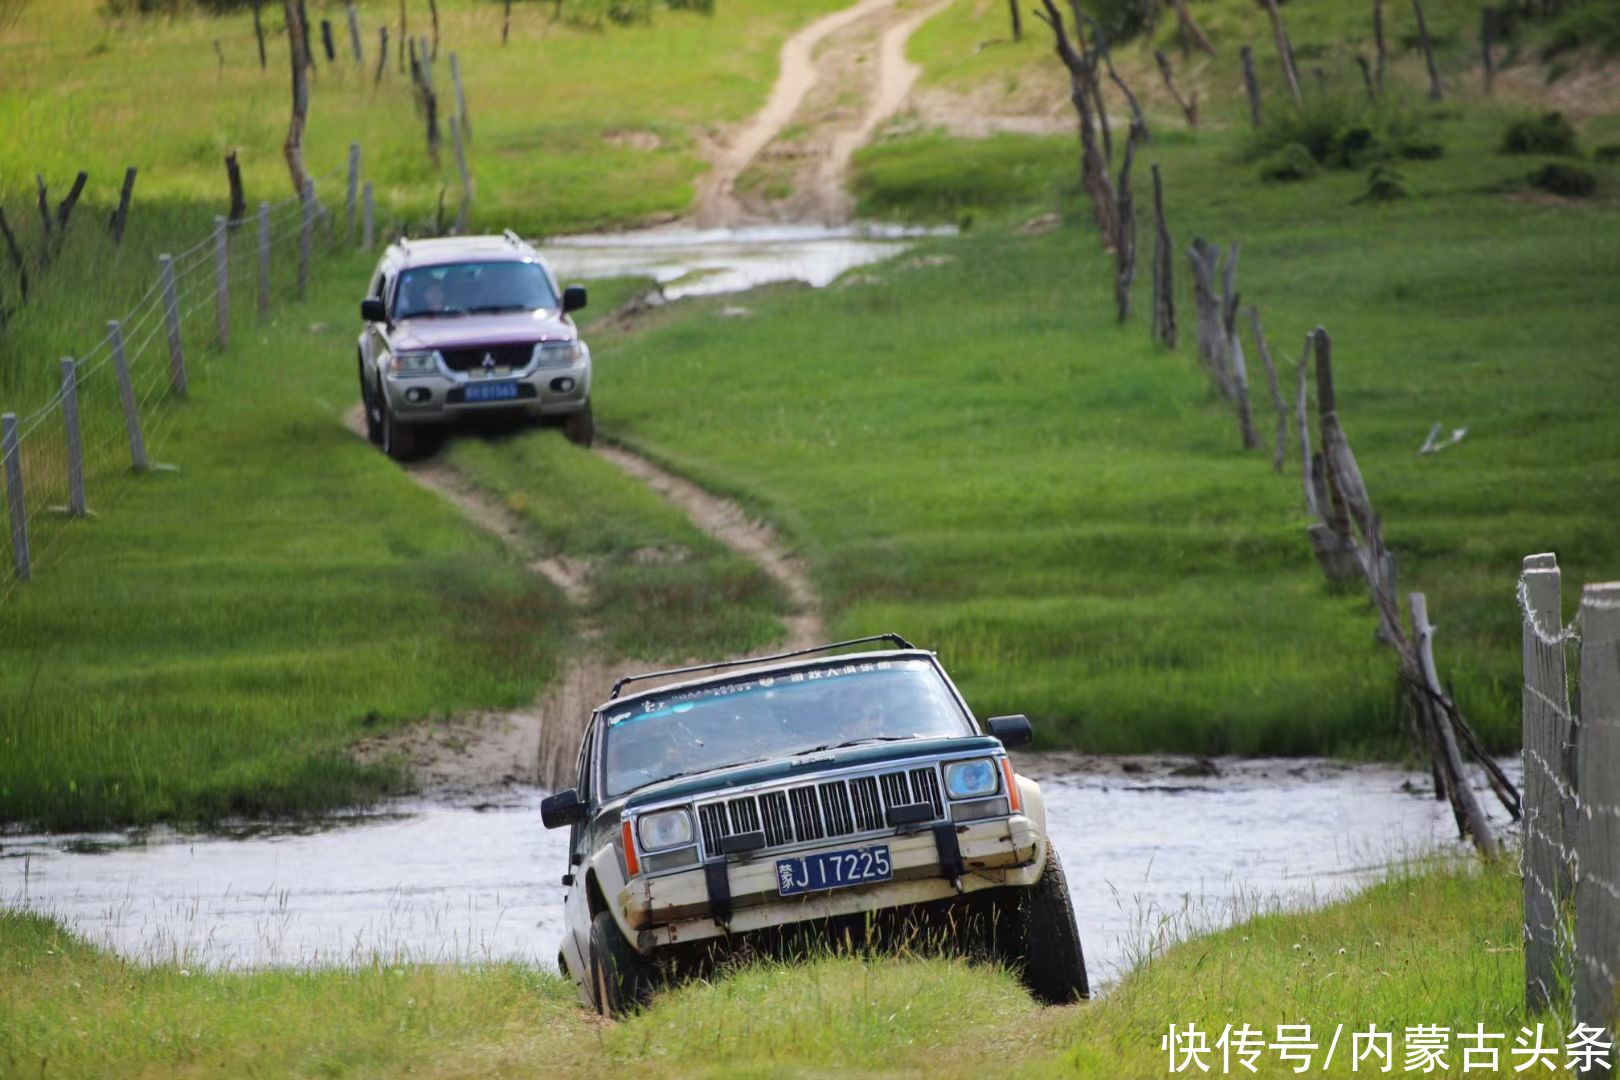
(563, 401, 595, 448)
(358, 357, 383, 445)
(589, 910, 654, 1017)
(1007, 841, 1089, 1004)
(380, 400, 428, 462)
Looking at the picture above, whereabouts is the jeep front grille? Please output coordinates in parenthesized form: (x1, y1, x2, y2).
(695, 764, 946, 858)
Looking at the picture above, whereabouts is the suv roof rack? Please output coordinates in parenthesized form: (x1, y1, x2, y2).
(502, 228, 525, 248)
(608, 633, 918, 699)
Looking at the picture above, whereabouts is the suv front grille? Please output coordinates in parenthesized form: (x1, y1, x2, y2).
(439, 343, 535, 372)
(695, 764, 946, 858)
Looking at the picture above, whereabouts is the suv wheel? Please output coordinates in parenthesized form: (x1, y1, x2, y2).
(1006, 841, 1090, 1004)
(563, 401, 595, 448)
(380, 400, 427, 463)
(589, 910, 654, 1017)
(357, 357, 382, 445)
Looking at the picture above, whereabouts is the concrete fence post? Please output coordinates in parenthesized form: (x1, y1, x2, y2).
(1522, 552, 1573, 1013)
(59, 358, 86, 517)
(362, 181, 375, 251)
(107, 320, 147, 472)
(159, 254, 187, 398)
(1575, 581, 1620, 1050)
(257, 201, 272, 319)
(213, 215, 230, 350)
(346, 143, 361, 245)
(298, 180, 314, 300)
(1, 412, 26, 582)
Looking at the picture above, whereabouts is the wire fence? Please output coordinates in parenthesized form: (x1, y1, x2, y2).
(1, 152, 368, 608)
(1520, 552, 1620, 1045)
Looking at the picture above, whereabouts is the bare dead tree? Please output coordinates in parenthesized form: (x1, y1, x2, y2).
(0, 208, 27, 301)
(1169, 0, 1216, 56)
(1154, 50, 1198, 129)
(376, 26, 389, 85)
(1356, 55, 1376, 100)
(1411, 0, 1444, 100)
(1072, 5, 1148, 144)
(253, 0, 267, 68)
(1150, 164, 1175, 348)
(1258, 0, 1303, 107)
(282, 0, 311, 197)
(1240, 45, 1263, 127)
(428, 0, 440, 60)
(1373, 0, 1388, 97)
(1035, 0, 1117, 249)
(296, 0, 314, 69)
(1114, 134, 1138, 322)
(1008, 0, 1021, 40)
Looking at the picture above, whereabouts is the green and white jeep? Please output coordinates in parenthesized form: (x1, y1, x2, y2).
(541, 635, 1089, 1015)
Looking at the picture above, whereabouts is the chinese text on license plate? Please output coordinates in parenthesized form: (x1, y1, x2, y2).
(776, 845, 892, 896)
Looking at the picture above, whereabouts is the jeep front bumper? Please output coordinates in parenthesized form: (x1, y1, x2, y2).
(616, 814, 1044, 952)
(381, 357, 591, 421)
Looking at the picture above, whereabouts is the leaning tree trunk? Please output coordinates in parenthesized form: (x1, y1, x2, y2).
(282, 0, 310, 197)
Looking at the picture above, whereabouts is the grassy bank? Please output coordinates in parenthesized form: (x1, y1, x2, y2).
(590, 40, 1620, 755)
(0, 861, 1519, 1076)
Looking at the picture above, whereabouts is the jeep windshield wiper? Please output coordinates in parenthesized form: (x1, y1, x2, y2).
(794, 736, 916, 755)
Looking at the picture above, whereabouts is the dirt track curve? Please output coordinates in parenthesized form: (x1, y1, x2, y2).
(343, 407, 822, 794)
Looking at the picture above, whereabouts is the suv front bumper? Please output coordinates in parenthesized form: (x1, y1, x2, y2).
(381, 356, 591, 422)
(617, 814, 1044, 952)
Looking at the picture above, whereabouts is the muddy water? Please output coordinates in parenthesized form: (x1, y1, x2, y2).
(539, 224, 951, 301)
(0, 757, 1515, 987)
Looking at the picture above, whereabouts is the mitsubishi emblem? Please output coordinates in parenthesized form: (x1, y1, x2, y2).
(481, 352, 497, 372)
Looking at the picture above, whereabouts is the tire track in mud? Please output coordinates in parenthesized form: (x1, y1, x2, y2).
(341, 407, 822, 794)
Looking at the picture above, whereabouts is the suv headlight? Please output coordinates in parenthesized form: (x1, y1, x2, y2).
(636, 808, 694, 852)
(944, 758, 1000, 800)
(388, 349, 441, 377)
(533, 340, 583, 367)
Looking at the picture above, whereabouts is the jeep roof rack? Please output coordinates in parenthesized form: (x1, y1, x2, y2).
(502, 228, 525, 248)
(608, 633, 918, 699)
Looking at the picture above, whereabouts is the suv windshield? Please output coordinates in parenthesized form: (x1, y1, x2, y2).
(393, 261, 558, 319)
(600, 658, 973, 797)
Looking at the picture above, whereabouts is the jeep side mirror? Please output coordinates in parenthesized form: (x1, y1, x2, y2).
(986, 714, 1033, 748)
(541, 788, 587, 829)
(360, 298, 387, 323)
(562, 285, 588, 313)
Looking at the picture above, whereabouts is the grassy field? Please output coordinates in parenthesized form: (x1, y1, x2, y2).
(0, 860, 1520, 1076)
(587, 10, 1620, 756)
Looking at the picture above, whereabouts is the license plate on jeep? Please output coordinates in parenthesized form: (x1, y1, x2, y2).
(465, 381, 518, 403)
(776, 845, 892, 896)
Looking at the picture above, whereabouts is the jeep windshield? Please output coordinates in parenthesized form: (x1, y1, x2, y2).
(393, 261, 558, 319)
(601, 658, 974, 797)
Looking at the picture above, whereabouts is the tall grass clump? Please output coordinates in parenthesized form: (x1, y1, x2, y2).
(1502, 111, 1582, 156)
(1242, 94, 1432, 173)
(1543, 0, 1620, 58)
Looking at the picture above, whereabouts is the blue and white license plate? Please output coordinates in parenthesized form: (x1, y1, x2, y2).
(776, 845, 892, 896)
(465, 381, 519, 403)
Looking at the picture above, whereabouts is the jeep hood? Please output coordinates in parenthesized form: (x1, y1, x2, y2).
(388, 310, 575, 351)
(620, 734, 1004, 810)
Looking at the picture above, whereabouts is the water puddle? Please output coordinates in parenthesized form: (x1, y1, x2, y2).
(0, 756, 1516, 986)
(539, 223, 952, 301)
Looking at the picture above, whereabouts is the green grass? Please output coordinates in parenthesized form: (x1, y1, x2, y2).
(441, 432, 788, 662)
(593, 97, 1620, 757)
(0, 860, 1521, 1077)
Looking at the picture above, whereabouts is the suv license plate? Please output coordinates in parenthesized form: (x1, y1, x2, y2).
(776, 845, 892, 897)
(465, 381, 518, 403)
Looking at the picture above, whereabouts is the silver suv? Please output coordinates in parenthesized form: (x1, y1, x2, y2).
(357, 232, 594, 460)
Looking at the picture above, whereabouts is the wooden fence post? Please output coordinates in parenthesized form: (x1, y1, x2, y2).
(376, 26, 389, 86)
(1258, 0, 1303, 107)
(1411, 0, 1444, 101)
(257, 202, 272, 318)
(253, 0, 267, 68)
(348, 4, 363, 63)
(298, 180, 314, 300)
(1153, 50, 1198, 129)
(1575, 581, 1620, 1044)
(1294, 337, 1318, 518)
(0, 209, 27, 301)
(213, 215, 230, 350)
(450, 51, 470, 143)
(1220, 244, 1258, 451)
(1114, 136, 1137, 323)
(346, 142, 361, 245)
(225, 151, 246, 227)
(159, 254, 187, 398)
(1374, 0, 1388, 98)
(109, 167, 137, 245)
(1, 413, 26, 582)
(59, 358, 86, 517)
(1240, 45, 1263, 128)
(1481, 7, 1498, 95)
(451, 117, 473, 233)
(1521, 552, 1571, 1014)
(1247, 307, 1287, 470)
(362, 181, 375, 250)
(321, 18, 336, 64)
(108, 320, 148, 472)
(504, 0, 513, 45)
(1150, 164, 1175, 348)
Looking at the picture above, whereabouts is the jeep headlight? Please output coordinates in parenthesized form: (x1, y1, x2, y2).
(533, 340, 583, 367)
(388, 349, 441, 377)
(636, 808, 694, 852)
(944, 758, 999, 800)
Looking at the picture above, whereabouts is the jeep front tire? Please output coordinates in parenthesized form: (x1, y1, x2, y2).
(589, 910, 654, 1017)
(1008, 841, 1090, 1004)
